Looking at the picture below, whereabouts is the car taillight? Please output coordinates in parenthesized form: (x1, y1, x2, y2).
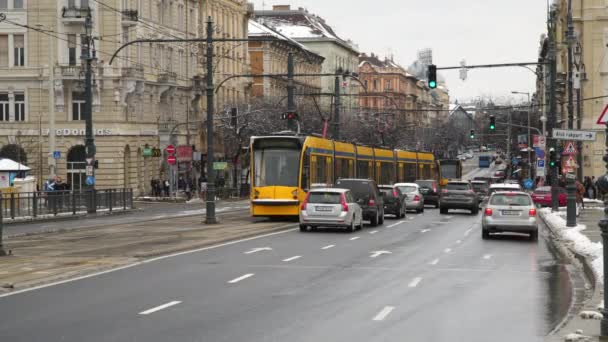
(442, 189, 448, 194)
(393, 189, 398, 197)
(529, 208, 537, 216)
(300, 193, 310, 210)
(414, 195, 420, 201)
(433, 187, 437, 193)
(340, 194, 349, 212)
(484, 208, 493, 216)
(369, 197, 376, 206)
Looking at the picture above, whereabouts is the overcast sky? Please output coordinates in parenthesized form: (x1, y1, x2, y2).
(251, 0, 548, 104)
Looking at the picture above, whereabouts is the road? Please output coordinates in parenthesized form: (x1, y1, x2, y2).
(0, 205, 572, 341)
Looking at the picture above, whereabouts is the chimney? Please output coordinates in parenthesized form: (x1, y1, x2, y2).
(273, 5, 291, 11)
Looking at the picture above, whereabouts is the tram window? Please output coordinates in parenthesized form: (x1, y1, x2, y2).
(314, 155, 327, 185)
(379, 162, 394, 185)
(301, 150, 310, 190)
(423, 165, 431, 179)
(336, 158, 350, 180)
(404, 163, 416, 182)
(357, 160, 370, 179)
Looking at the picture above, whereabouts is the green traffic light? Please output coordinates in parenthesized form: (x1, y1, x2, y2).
(490, 124, 495, 130)
(429, 81, 437, 89)
(550, 161, 556, 167)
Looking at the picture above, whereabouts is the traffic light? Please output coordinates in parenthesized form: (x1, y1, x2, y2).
(489, 115, 496, 131)
(281, 112, 298, 120)
(470, 129, 475, 139)
(427, 64, 437, 89)
(549, 148, 556, 168)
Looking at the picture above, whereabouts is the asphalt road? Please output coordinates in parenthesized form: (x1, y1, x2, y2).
(0, 205, 572, 341)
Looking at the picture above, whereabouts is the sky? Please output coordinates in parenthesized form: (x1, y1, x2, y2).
(250, 0, 548, 104)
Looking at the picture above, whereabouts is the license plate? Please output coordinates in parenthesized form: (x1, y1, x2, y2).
(315, 206, 332, 212)
(502, 210, 519, 216)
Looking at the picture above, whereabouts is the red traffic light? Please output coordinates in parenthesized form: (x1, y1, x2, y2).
(281, 112, 298, 120)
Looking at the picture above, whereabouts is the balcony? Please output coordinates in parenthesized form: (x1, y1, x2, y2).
(58, 64, 83, 80)
(121, 9, 138, 27)
(121, 65, 144, 79)
(61, 6, 91, 25)
(158, 71, 177, 84)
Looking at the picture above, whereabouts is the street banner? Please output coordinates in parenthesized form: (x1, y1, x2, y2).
(532, 135, 546, 148)
(176, 145, 193, 162)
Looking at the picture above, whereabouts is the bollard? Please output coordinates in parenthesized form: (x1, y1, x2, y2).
(0, 192, 5, 256)
(566, 173, 577, 227)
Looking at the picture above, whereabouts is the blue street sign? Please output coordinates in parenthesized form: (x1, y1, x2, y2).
(534, 147, 545, 159)
(537, 159, 545, 168)
(53, 151, 61, 159)
(86, 176, 95, 186)
(524, 178, 534, 190)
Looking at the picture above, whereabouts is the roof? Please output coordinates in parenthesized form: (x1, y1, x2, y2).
(359, 53, 411, 76)
(248, 20, 323, 61)
(0, 158, 30, 171)
(448, 104, 474, 121)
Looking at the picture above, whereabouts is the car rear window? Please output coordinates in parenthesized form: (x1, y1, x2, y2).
(397, 185, 417, 193)
(307, 192, 342, 204)
(446, 183, 470, 190)
(416, 181, 434, 188)
(380, 188, 396, 198)
(335, 180, 370, 199)
(490, 194, 531, 206)
(471, 183, 487, 191)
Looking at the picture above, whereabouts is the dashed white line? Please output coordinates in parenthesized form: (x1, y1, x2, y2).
(444, 248, 452, 253)
(408, 277, 422, 288)
(372, 306, 395, 321)
(350, 236, 360, 241)
(483, 254, 492, 260)
(408, 217, 415, 220)
(429, 258, 440, 265)
(420, 229, 431, 233)
(464, 228, 473, 236)
(387, 221, 405, 228)
(283, 256, 301, 262)
(228, 273, 255, 284)
(139, 301, 181, 315)
(369, 230, 378, 234)
(321, 244, 335, 250)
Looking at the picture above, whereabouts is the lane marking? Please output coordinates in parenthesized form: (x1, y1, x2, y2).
(139, 301, 181, 315)
(228, 273, 255, 284)
(420, 229, 431, 233)
(0, 224, 298, 299)
(408, 277, 422, 287)
(369, 230, 378, 234)
(429, 258, 440, 265)
(464, 228, 473, 236)
(387, 221, 405, 228)
(282, 256, 301, 262)
(444, 248, 452, 253)
(372, 306, 395, 321)
(483, 254, 492, 260)
(349, 236, 360, 241)
(370, 251, 391, 258)
(446, 216, 454, 219)
(321, 244, 335, 250)
(456, 240, 462, 244)
(244, 247, 272, 254)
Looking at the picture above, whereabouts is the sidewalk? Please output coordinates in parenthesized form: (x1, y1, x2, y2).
(541, 201, 606, 342)
(0, 209, 295, 294)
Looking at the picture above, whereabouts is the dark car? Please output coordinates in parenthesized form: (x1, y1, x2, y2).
(471, 180, 489, 205)
(415, 179, 440, 208)
(439, 180, 479, 215)
(379, 185, 406, 218)
(335, 179, 385, 226)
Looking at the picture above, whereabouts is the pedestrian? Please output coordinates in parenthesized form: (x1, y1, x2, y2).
(584, 176, 592, 199)
(200, 176, 207, 200)
(150, 178, 157, 197)
(576, 179, 585, 210)
(163, 178, 170, 197)
(592, 176, 598, 199)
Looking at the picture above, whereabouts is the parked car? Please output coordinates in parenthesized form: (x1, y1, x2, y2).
(379, 185, 406, 218)
(471, 180, 490, 205)
(395, 183, 425, 213)
(531, 186, 567, 207)
(335, 178, 385, 226)
(439, 180, 479, 215)
(416, 179, 440, 208)
(494, 170, 506, 178)
(482, 191, 538, 240)
(457, 154, 466, 161)
(299, 188, 363, 232)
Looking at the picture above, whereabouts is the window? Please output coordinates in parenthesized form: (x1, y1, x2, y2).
(14, 93, 24, 121)
(166, 47, 173, 72)
(356, 160, 371, 179)
(14, 0, 23, 9)
(0, 0, 7, 9)
(178, 50, 183, 76)
(13, 34, 24, 66)
(0, 93, 8, 121)
(0, 35, 7, 67)
(68, 0, 75, 7)
(81, 0, 89, 8)
(386, 80, 391, 90)
(72, 92, 86, 120)
(373, 79, 377, 90)
(68, 34, 77, 65)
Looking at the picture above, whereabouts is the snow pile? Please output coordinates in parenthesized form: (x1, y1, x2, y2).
(541, 209, 604, 285)
(579, 310, 603, 320)
(564, 330, 592, 341)
(583, 198, 604, 204)
(186, 198, 203, 204)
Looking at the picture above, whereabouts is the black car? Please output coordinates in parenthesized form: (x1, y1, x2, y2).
(415, 179, 440, 208)
(335, 179, 385, 226)
(379, 185, 406, 218)
(470, 180, 489, 205)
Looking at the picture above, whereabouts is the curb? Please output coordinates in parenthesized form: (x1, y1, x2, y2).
(4, 208, 140, 226)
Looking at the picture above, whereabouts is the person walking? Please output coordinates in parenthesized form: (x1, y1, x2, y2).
(576, 179, 585, 211)
(591, 176, 598, 199)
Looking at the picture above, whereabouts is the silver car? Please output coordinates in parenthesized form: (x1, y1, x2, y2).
(482, 191, 538, 240)
(299, 188, 363, 232)
(395, 183, 425, 213)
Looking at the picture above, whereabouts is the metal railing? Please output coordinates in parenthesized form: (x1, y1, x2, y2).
(0, 188, 134, 220)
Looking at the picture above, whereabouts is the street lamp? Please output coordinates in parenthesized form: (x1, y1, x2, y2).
(512, 91, 532, 180)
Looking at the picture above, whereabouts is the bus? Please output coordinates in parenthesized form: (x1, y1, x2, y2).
(437, 159, 462, 186)
(479, 155, 491, 168)
(250, 135, 436, 217)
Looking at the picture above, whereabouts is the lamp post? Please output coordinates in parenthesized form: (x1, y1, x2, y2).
(598, 123, 608, 335)
(512, 91, 532, 179)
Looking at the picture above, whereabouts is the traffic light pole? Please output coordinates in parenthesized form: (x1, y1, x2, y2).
(333, 75, 341, 140)
(204, 18, 217, 224)
(286, 53, 297, 132)
(84, 11, 96, 214)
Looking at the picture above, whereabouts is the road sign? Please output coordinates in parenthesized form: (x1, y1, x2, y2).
(86, 165, 93, 176)
(166, 144, 176, 155)
(565, 155, 577, 167)
(523, 179, 534, 190)
(167, 155, 177, 165)
(552, 129, 597, 141)
(537, 159, 545, 168)
(597, 103, 608, 125)
(213, 162, 228, 170)
(85, 176, 95, 186)
(86, 158, 93, 165)
(563, 141, 578, 155)
(52, 151, 61, 159)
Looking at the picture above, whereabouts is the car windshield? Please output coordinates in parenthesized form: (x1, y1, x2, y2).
(307, 192, 342, 204)
(335, 180, 370, 200)
(397, 185, 417, 193)
(490, 194, 532, 206)
(446, 183, 470, 191)
(253, 148, 300, 187)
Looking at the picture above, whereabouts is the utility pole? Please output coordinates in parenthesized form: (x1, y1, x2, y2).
(83, 10, 96, 213)
(204, 17, 217, 224)
(565, 0, 577, 226)
(507, 110, 511, 178)
(286, 52, 296, 132)
(333, 74, 341, 140)
(548, 8, 559, 212)
(47, 29, 56, 178)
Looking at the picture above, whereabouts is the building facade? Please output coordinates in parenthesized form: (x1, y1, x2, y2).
(0, 0, 202, 195)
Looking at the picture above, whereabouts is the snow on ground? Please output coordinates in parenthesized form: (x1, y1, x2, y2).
(541, 208, 604, 285)
(583, 198, 604, 204)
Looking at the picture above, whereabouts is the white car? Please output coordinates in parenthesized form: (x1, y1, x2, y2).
(394, 183, 425, 213)
(299, 188, 363, 232)
(482, 191, 538, 240)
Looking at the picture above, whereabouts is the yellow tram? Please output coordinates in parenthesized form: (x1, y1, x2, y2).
(250, 135, 437, 217)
